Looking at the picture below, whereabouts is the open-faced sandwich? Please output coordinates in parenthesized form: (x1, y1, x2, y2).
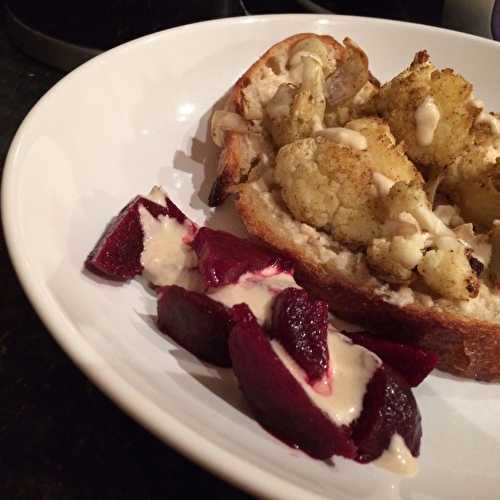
(209, 33, 500, 381)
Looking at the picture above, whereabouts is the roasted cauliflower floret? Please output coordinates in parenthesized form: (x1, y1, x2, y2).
(390, 233, 427, 269)
(275, 137, 382, 247)
(368, 196, 480, 299)
(367, 203, 427, 285)
(450, 164, 500, 228)
(381, 180, 455, 237)
(274, 138, 339, 227)
(441, 113, 500, 227)
(383, 180, 429, 220)
(265, 57, 326, 147)
(367, 233, 426, 284)
(376, 51, 479, 169)
(275, 117, 424, 248)
(454, 223, 491, 267)
(347, 117, 422, 184)
(417, 246, 479, 300)
(371, 177, 481, 300)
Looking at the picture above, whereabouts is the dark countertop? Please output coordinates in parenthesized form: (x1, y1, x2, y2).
(0, 13, 255, 500)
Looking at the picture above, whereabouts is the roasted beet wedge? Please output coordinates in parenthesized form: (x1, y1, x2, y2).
(157, 285, 232, 367)
(352, 365, 421, 463)
(271, 288, 329, 382)
(191, 227, 293, 288)
(344, 332, 438, 387)
(229, 304, 357, 460)
(85, 194, 191, 281)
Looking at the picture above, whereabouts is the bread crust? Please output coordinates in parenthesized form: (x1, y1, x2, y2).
(209, 34, 500, 381)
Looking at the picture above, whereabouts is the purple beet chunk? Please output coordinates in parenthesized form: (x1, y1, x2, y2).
(229, 304, 357, 460)
(85, 195, 190, 281)
(271, 288, 329, 382)
(157, 285, 232, 367)
(352, 365, 422, 463)
(191, 227, 294, 288)
(344, 331, 438, 387)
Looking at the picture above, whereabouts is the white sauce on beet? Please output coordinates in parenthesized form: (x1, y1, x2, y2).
(208, 267, 299, 325)
(271, 327, 381, 426)
(206, 263, 398, 445)
(139, 206, 200, 289)
(415, 96, 440, 146)
(373, 433, 418, 476)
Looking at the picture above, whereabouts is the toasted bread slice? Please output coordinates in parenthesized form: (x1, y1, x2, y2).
(208, 34, 500, 381)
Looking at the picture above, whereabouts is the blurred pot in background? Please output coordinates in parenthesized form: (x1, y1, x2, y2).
(297, 0, 444, 25)
(6, 0, 496, 73)
(5, 0, 245, 70)
(443, 0, 499, 40)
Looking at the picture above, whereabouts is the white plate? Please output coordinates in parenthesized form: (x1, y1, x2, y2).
(3, 14, 500, 500)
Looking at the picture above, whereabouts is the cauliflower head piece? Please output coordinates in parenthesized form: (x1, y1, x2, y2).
(274, 136, 381, 247)
(347, 117, 422, 185)
(265, 57, 326, 147)
(274, 117, 422, 248)
(441, 113, 500, 227)
(376, 51, 479, 169)
(417, 245, 479, 301)
(367, 233, 426, 284)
